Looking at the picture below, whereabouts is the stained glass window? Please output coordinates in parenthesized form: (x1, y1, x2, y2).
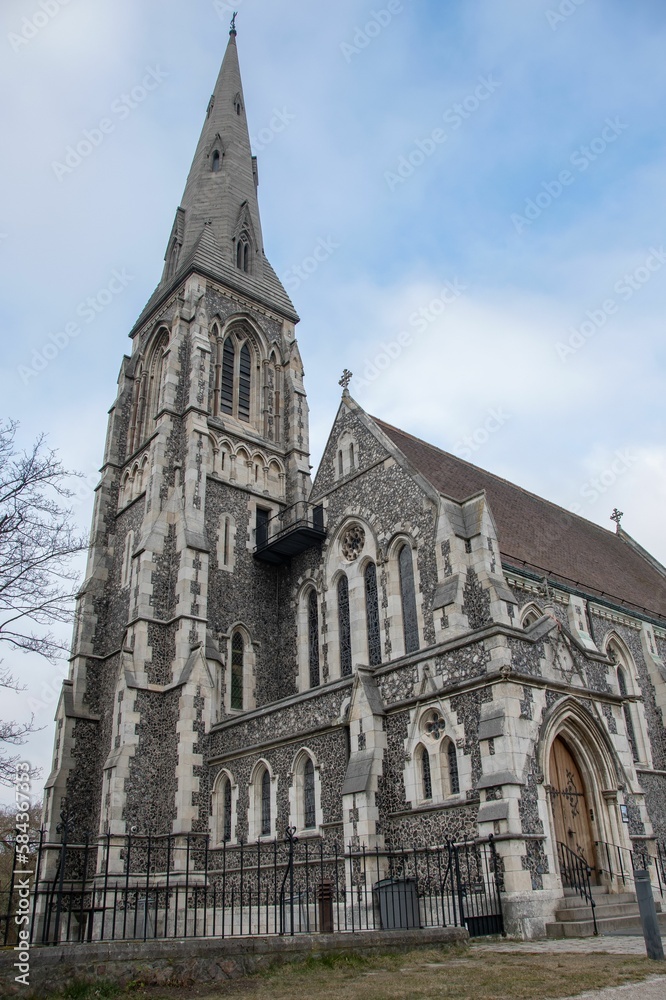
(398, 544, 419, 654)
(308, 589, 320, 688)
(421, 746, 432, 800)
(364, 562, 381, 666)
(230, 632, 244, 710)
(337, 575, 352, 677)
(238, 344, 251, 421)
(618, 668, 640, 762)
(221, 338, 234, 415)
(223, 777, 232, 842)
(447, 742, 460, 795)
(303, 757, 316, 829)
(261, 769, 271, 836)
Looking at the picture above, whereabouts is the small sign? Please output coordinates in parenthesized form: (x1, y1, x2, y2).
(620, 804, 629, 824)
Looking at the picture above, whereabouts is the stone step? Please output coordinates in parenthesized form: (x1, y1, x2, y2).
(546, 911, 666, 939)
(555, 902, 642, 922)
(559, 890, 635, 908)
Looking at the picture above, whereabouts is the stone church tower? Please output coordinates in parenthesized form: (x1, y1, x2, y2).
(45, 26, 313, 839)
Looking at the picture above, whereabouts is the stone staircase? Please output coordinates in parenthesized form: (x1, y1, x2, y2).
(546, 884, 666, 938)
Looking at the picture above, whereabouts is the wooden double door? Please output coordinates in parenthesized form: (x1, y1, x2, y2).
(549, 736, 597, 876)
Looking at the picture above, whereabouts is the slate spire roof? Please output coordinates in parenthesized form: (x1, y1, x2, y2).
(132, 29, 297, 333)
(374, 418, 666, 625)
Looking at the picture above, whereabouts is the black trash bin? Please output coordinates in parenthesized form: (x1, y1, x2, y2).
(373, 877, 420, 930)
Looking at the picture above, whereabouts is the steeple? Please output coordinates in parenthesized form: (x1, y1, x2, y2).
(152, 28, 296, 322)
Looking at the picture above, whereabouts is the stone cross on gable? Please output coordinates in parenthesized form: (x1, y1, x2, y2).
(611, 508, 624, 531)
(339, 369, 353, 393)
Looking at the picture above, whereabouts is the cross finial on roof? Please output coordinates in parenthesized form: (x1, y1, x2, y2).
(611, 508, 624, 531)
(339, 369, 353, 394)
(230, 11, 238, 35)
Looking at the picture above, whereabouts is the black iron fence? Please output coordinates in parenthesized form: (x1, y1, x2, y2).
(1, 829, 504, 946)
(595, 838, 665, 899)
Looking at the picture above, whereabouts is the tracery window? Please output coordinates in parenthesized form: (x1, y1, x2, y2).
(230, 631, 244, 710)
(308, 589, 320, 688)
(398, 544, 419, 654)
(261, 768, 271, 836)
(364, 562, 381, 666)
(303, 757, 316, 829)
(420, 745, 432, 801)
(236, 232, 250, 272)
(337, 575, 352, 677)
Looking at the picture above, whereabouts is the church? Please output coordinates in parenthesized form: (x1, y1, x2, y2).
(44, 25, 666, 940)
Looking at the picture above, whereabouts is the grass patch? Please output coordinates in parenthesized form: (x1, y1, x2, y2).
(60, 983, 122, 1000)
(181, 946, 656, 1000)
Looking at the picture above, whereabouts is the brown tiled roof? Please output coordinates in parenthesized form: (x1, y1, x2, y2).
(374, 418, 666, 624)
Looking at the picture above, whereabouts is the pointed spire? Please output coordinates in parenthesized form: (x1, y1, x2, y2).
(150, 26, 303, 325)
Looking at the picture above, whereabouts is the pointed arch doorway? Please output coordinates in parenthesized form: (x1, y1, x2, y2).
(549, 736, 597, 879)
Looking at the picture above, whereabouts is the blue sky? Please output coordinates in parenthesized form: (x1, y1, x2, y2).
(1, 0, 665, 801)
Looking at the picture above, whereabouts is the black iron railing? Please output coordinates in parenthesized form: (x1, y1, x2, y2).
(595, 839, 664, 899)
(0, 831, 504, 946)
(556, 841, 597, 935)
(255, 501, 325, 550)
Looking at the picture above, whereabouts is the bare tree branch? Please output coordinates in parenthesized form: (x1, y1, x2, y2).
(0, 420, 88, 784)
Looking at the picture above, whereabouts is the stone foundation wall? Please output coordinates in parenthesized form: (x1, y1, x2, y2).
(0, 927, 468, 998)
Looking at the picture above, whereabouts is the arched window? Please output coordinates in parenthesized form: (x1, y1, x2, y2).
(617, 667, 640, 763)
(121, 531, 134, 589)
(230, 631, 244, 710)
(398, 544, 419, 654)
(521, 604, 542, 629)
(261, 768, 271, 836)
(445, 740, 460, 795)
(364, 562, 382, 666)
(338, 450, 343, 476)
(349, 443, 355, 469)
(303, 758, 316, 829)
(308, 589, 320, 688)
(337, 575, 352, 677)
(236, 233, 250, 272)
(420, 746, 432, 801)
(222, 776, 232, 842)
(211, 150, 221, 172)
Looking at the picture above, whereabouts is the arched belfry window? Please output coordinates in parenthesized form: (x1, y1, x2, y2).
(230, 631, 244, 710)
(337, 575, 352, 677)
(398, 544, 419, 654)
(308, 589, 320, 688)
(364, 562, 382, 666)
(219, 332, 253, 423)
